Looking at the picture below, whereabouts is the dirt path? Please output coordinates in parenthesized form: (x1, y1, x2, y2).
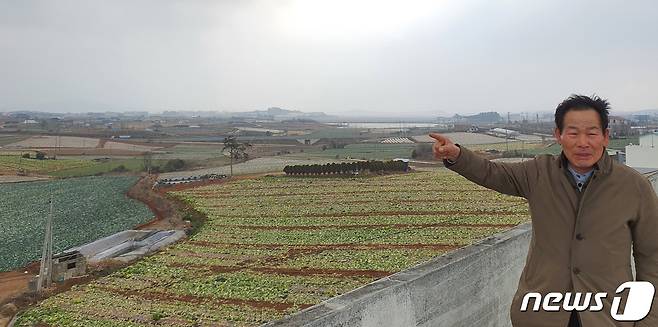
(127, 174, 190, 231)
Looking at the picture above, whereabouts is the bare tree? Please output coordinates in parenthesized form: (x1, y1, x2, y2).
(143, 151, 153, 174)
(222, 136, 251, 177)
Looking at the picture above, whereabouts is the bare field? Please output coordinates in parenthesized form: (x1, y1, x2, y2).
(412, 132, 508, 144)
(103, 141, 163, 152)
(6, 136, 100, 148)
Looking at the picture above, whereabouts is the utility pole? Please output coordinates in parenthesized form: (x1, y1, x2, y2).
(506, 129, 509, 152)
(37, 195, 54, 294)
(536, 113, 540, 131)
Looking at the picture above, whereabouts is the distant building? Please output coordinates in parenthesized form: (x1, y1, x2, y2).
(633, 114, 651, 124)
(626, 132, 658, 168)
(609, 116, 632, 137)
(381, 137, 414, 144)
(467, 126, 479, 133)
(489, 128, 520, 138)
(235, 127, 285, 136)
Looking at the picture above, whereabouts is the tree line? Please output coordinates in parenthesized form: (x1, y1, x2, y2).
(284, 160, 408, 175)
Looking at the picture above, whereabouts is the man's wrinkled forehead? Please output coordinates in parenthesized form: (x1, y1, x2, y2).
(563, 107, 604, 131)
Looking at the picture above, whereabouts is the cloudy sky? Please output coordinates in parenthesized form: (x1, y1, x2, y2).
(1, 0, 657, 116)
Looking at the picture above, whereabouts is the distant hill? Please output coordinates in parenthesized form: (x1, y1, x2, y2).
(230, 107, 338, 122)
(452, 111, 502, 124)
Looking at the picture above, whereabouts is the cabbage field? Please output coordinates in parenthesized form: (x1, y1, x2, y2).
(0, 176, 154, 272)
(0, 154, 95, 175)
(15, 170, 529, 326)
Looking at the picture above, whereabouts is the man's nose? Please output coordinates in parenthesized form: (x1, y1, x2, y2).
(576, 134, 589, 147)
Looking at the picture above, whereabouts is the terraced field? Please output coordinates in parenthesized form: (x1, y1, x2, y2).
(15, 170, 529, 326)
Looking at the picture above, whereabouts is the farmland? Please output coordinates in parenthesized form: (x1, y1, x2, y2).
(0, 155, 96, 175)
(284, 143, 416, 161)
(4, 136, 100, 148)
(0, 176, 154, 272)
(464, 140, 545, 152)
(15, 170, 529, 326)
(158, 157, 347, 180)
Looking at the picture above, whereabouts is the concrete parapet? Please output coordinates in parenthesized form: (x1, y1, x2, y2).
(265, 223, 532, 327)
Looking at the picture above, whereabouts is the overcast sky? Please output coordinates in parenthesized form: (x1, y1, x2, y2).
(1, 0, 657, 116)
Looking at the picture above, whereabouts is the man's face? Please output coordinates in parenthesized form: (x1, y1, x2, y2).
(554, 108, 609, 174)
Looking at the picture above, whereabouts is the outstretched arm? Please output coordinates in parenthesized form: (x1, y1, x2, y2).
(429, 132, 537, 199)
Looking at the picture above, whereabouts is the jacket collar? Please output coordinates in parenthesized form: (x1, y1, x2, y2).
(557, 148, 613, 176)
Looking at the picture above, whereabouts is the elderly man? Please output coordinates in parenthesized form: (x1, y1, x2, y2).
(430, 95, 658, 327)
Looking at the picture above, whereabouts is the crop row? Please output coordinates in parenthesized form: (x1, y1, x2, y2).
(192, 225, 509, 246)
(196, 213, 527, 228)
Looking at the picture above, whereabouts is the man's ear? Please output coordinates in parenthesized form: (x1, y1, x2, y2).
(553, 128, 562, 145)
(603, 128, 610, 147)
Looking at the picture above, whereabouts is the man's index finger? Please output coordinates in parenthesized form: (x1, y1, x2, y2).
(429, 133, 449, 145)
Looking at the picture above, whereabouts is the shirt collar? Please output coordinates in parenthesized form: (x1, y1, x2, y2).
(567, 165, 593, 192)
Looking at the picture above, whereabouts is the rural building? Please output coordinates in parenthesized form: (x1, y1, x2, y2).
(489, 128, 520, 138)
(381, 137, 414, 144)
(609, 116, 632, 137)
(235, 127, 285, 136)
(52, 251, 87, 282)
(28, 251, 87, 293)
(626, 132, 658, 168)
(296, 138, 320, 145)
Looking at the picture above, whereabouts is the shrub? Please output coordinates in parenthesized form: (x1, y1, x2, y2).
(164, 159, 186, 172)
(111, 165, 128, 173)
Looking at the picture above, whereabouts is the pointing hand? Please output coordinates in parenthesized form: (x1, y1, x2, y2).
(429, 133, 460, 162)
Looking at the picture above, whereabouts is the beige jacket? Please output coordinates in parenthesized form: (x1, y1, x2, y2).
(447, 147, 658, 327)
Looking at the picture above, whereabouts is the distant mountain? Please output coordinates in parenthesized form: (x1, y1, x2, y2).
(230, 107, 339, 122)
(452, 111, 502, 124)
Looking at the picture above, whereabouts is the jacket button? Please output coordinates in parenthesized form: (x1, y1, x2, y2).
(576, 233, 584, 240)
(573, 267, 581, 274)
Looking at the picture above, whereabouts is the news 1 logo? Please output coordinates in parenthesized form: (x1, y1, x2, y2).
(520, 281, 655, 321)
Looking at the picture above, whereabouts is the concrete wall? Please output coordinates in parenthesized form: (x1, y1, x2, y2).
(625, 145, 658, 169)
(265, 223, 532, 327)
